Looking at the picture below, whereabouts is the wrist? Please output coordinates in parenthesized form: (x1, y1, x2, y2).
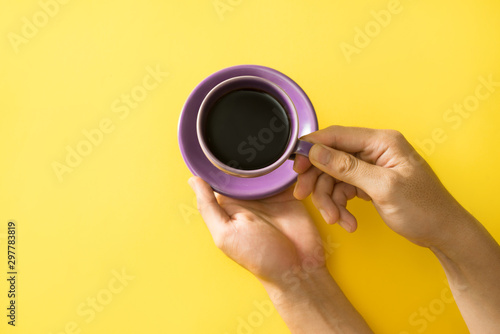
(259, 266, 373, 334)
(429, 208, 500, 288)
(260, 266, 336, 307)
(429, 208, 479, 257)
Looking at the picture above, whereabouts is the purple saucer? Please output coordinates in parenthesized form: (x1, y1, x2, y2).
(178, 65, 318, 200)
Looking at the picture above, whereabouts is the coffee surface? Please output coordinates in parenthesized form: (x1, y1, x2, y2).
(204, 89, 290, 170)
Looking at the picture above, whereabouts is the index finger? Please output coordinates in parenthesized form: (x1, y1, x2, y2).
(301, 126, 381, 154)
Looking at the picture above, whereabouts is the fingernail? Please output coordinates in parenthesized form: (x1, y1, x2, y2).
(311, 144, 331, 165)
(319, 208, 330, 224)
(344, 222, 354, 233)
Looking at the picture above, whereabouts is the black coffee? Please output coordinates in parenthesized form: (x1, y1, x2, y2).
(204, 89, 290, 170)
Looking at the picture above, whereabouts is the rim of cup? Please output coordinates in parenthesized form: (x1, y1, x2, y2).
(196, 75, 299, 178)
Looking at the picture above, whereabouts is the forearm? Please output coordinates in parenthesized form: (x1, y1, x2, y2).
(430, 210, 500, 333)
(260, 268, 373, 334)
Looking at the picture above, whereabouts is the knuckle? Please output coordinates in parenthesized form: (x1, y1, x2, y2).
(324, 125, 342, 136)
(196, 200, 212, 214)
(379, 129, 413, 154)
(383, 129, 407, 144)
(383, 129, 401, 138)
(335, 153, 358, 176)
(196, 201, 205, 212)
(316, 171, 331, 185)
(326, 125, 339, 131)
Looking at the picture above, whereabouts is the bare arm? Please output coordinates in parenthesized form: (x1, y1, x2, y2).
(189, 177, 373, 333)
(263, 267, 373, 334)
(294, 126, 500, 333)
(431, 212, 500, 333)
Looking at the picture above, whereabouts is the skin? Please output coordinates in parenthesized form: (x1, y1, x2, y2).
(188, 179, 373, 333)
(189, 126, 500, 334)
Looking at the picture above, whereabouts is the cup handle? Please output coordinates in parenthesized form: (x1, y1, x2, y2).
(292, 140, 314, 158)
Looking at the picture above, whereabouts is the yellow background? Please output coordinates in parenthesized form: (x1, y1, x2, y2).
(1, 0, 499, 333)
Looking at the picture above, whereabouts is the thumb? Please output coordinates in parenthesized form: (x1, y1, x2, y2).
(309, 144, 384, 196)
(188, 177, 230, 244)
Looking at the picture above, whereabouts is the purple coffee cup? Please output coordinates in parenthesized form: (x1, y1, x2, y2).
(196, 75, 313, 178)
